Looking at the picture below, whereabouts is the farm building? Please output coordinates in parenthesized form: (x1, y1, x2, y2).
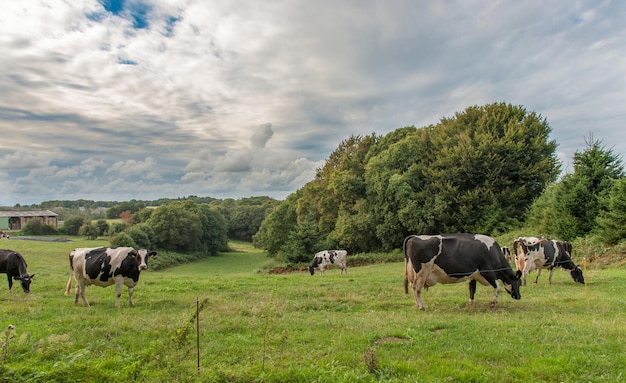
(0, 210, 58, 230)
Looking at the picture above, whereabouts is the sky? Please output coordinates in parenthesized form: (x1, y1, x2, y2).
(1, 0, 625, 206)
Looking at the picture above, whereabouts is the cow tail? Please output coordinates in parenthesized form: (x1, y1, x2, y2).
(403, 236, 412, 295)
(64, 273, 72, 295)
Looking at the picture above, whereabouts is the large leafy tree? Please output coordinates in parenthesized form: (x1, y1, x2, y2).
(363, 103, 560, 249)
(147, 200, 227, 253)
(258, 103, 562, 257)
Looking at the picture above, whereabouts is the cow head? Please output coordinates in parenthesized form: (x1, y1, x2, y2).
(14, 274, 35, 293)
(569, 266, 585, 284)
(130, 249, 157, 271)
(503, 270, 522, 300)
(309, 255, 321, 275)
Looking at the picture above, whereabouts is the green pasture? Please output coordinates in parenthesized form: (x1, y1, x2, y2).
(1, 239, 625, 382)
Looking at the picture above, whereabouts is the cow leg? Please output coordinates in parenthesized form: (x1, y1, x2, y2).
(406, 259, 428, 310)
(533, 268, 542, 284)
(75, 282, 90, 307)
(7, 275, 12, 291)
(115, 280, 123, 308)
(491, 280, 501, 308)
(128, 287, 135, 306)
(468, 279, 477, 305)
(548, 267, 554, 285)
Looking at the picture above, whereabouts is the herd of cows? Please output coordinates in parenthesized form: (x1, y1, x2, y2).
(1, 233, 583, 309)
(308, 234, 585, 311)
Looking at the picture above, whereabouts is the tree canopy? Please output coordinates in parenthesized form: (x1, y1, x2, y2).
(255, 103, 561, 257)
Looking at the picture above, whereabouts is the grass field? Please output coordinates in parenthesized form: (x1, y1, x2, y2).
(1, 239, 625, 382)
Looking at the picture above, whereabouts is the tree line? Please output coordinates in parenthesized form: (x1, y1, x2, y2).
(253, 103, 625, 263)
(16, 102, 625, 266)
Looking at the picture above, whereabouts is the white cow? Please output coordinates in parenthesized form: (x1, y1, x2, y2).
(309, 250, 348, 275)
(65, 247, 156, 307)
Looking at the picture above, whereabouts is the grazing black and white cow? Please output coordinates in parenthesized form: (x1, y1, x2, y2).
(403, 234, 521, 310)
(64, 247, 156, 307)
(0, 249, 34, 293)
(309, 250, 348, 275)
(501, 246, 512, 262)
(513, 237, 584, 286)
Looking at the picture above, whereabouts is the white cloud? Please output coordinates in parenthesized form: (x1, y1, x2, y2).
(0, 0, 625, 205)
(106, 157, 158, 178)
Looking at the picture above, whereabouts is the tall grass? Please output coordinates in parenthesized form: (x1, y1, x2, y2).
(1, 238, 625, 382)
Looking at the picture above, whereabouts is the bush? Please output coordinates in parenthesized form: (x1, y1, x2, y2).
(110, 232, 137, 248)
(21, 220, 57, 235)
(124, 224, 155, 249)
(79, 223, 99, 240)
(107, 222, 128, 236)
(61, 216, 84, 235)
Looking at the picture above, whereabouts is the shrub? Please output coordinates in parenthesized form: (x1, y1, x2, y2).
(110, 232, 137, 248)
(21, 220, 57, 235)
(61, 216, 84, 235)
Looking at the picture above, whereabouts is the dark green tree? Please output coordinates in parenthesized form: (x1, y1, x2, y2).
(61, 216, 85, 235)
(596, 177, 626, 244)
(148, 201, 203, 252)
(551, 135, 624, 240)
(79, 222, 99, 240)
(253, 193, 299, 257)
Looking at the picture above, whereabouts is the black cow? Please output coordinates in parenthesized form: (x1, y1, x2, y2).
(403, 234, 522, 310)
(64, 247, 156, 307)
(513, 237, 584, 286)
(0, 249, 34, 293)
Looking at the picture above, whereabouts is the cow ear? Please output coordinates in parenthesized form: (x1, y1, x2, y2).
(515, 270, 522, 279)
(30, 274, 35, 279)
(149, 251, 157, 257)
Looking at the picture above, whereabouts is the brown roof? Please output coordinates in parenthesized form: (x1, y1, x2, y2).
(0, 210, 58, 217)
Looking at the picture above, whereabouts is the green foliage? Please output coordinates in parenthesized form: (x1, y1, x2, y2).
(148, 201, 203, 252)
(94, 220, 109, 236)
(78, 222, 99, 239)
(548, 135, 624, 241)
(107, 222, 128, 236)
(260, 103, 561, 256)
(212, 196, 280, 242)
(21, 220, 57, 235)
(596, 177, 626, 244)
(61, 216, 84, 235)
(147, 200, 227, 254)
(106, 200, 147, 219)
(110, 232, 138, 248)
(132, 207, 154, 223)
(253, 194, 299, 256)
(124, 223, 155, 249)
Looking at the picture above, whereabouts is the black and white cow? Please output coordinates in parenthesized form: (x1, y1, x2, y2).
(513, 237, 584, 286)
(501, 246, 512, 262)
(0, 249, 34, 293)
(309, 250, 348, 275)
(403, 234, 522, 310)
(64, 247, 156, 307)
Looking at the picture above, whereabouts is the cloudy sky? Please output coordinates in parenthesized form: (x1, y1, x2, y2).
(1, 1, 625, 206)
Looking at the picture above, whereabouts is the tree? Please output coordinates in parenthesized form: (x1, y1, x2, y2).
(551, 135, 624, 240)
(148, 201, 204, 252)
(79, 223, 99, 240)
(147, 200, 227, 254)
(61, 216, 84, 235)
(253, 194, 299, 257)
(596, 177, 626, 244)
